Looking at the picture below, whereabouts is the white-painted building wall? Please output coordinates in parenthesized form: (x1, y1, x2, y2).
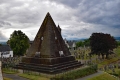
(0, 51, 13, 57)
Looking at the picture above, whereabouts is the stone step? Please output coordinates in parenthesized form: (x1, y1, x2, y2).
(16, 62, 82, 73)
(15, 62, 83, 74)
(16, 62, 81, 71)
(16, 60, 81, 70)
(19, 60, 79, 67)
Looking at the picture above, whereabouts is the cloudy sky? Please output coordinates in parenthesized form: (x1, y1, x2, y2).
(0, 0, 120, 41)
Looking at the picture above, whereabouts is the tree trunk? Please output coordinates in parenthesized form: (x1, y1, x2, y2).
(98, 54, 100, 59)
(101, 53, 104, 59)
(106, 54, 109, 59)
(101, 54, 104, 59)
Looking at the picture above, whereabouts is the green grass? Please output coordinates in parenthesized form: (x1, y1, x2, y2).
(106, 68, 120, 73)
(3, 77, 12, 80)
(97, 46, 120, 68)
(2, 68, 50, 80)
(87, 73, 117, 80)
(106, 68, 120, 77)
(2, 68, 18, 74)
(51, 65, 97, 80)
(19, 73, 50, 80)
(114, 46, 120, 56)
(98, 57, 119, 68)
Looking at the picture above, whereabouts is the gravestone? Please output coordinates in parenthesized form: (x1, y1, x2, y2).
(15, 12, 83, 74)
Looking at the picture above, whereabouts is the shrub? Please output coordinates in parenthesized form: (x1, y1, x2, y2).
(51, 64, 98, 80)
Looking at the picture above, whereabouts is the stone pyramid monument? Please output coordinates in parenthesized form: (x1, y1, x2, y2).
(16, 12, 82, 73)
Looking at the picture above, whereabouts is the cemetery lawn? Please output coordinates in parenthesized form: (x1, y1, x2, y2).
(18, 73, 50, 80)
(115, 46, 120, 56)
(3, 68, 18, 74)
(98, 46, 120, 68)
(87, 73, 117, 80)
(97, 57, 118, 68)
(3, 77, 12, 80)
(106, 68, 120, 77)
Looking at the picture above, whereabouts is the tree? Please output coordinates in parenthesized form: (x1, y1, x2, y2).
(83, 39, 90, 46)
(76, 39, 90, 48)
(8, 30, 29, 56)
(76, 41, 84, 47)
(117, 41, 120, 47)
(89, 33, 117, 59)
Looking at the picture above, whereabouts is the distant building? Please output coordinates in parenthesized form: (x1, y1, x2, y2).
(64, 39, 76, 50)
(0, 45, 13, 57)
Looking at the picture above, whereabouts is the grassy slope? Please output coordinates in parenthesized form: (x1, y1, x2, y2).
(98, 46, 120, 68)
(87, 73, 117, 80)
(2, 68, 18, 74)
(115, 46, 120, 56)
(98, 58, 118, 68)
(3, 77, 12, 80)
(19, 73, 50, 80)
(3, 68, 50, 80)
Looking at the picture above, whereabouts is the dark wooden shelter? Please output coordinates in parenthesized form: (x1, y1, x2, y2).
(15, 12, 82, 74)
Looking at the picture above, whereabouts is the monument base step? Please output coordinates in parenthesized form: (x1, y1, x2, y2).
(15, 60, 83, 74)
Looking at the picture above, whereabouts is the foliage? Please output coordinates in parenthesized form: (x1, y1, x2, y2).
(84, 39, 90, 46)
(8, 30, 29, 56)
(87, 73, 117, 80)
(0, 44, 2, 46)
(117, 41, 120, 46)
(51, 64, 97, 80)
(76, 39, 90, 48)
(76, 41, 84, 47)
(89, 33, 117, 59)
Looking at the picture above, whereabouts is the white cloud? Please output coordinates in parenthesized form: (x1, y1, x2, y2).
(0, 0, 120, 41)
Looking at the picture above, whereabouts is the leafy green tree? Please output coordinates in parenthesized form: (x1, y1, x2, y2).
(89, 33, 117, 59)
(8, 30, 29, 56)
(76, 41, 84, 47)
(76, 39, 90, 48)
(83, 39, 90, 46)
(117, 41, 120, 46)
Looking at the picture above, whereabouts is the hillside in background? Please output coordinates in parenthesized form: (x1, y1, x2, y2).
(0, 42, 7, 45)
(114, 37, 120, 41)
(0, 37, 119, 45)
(67, 37, 120, 42)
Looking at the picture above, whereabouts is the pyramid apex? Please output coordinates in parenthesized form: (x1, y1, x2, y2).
(46, 12, 50, 16)
(58, 24, 60, 27)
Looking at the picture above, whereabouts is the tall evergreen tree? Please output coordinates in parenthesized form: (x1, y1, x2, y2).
(8, 30, 29, 56)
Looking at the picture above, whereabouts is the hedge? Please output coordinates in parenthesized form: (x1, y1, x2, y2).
(51, 64, 98, 80)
